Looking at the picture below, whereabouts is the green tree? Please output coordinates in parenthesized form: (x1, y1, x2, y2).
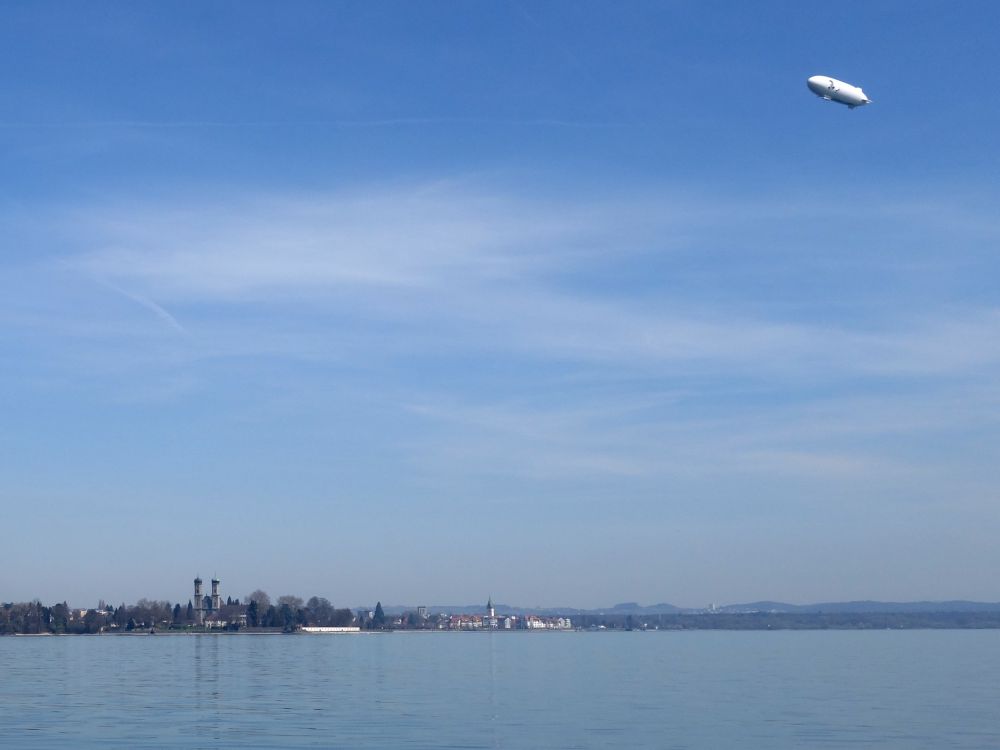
(85, 609, 106, 634)
(373, 602, 386, 629)
(279, 603, 296, 631)
(263, 605, 278, 628)
(51, 602, 69, 633)
(306, 596, 335, 626)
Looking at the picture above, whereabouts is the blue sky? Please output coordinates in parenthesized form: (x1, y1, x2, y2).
(3, 1, 1000, 608)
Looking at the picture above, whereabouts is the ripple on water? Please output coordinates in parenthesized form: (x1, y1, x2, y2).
(1, 631, 999, 748)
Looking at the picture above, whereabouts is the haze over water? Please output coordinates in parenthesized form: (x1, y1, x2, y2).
(3, 631, 999, 749)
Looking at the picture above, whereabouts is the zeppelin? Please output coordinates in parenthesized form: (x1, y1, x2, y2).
(807, 75, 872, 109)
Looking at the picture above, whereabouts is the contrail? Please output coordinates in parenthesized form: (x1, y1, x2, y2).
(95, 277, 185, 334)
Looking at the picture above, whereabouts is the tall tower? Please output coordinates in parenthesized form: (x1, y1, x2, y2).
(194, 577, 204, 625)
(211, 577, 221, 611)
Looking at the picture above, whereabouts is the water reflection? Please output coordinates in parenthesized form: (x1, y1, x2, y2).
(192, 634, 223, 744)
(488, 631, 500, 749)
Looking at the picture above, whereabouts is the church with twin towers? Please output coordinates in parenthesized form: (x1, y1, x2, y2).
(192, 576, 222, 625)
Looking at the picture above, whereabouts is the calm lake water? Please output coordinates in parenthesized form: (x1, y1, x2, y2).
(2, 630, 999, 748)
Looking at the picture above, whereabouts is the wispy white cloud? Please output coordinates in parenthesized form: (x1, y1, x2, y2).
(401, 377, 1000, 487)
(45, 180, 1000, 381)
(67, 182, 597, 297)
(7, 178, 1000, 493)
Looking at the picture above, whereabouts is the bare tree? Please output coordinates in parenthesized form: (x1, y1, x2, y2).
(246, 590, 271, 610)
(277, 595, 304, 610)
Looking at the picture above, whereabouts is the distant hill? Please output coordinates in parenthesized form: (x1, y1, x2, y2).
(370, 600, 1000, 616)
(608, 602, 686, 614)
(718, 600, 1000, 614)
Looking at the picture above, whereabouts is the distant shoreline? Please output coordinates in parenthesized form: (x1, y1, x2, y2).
(8, 611, 1000, 635)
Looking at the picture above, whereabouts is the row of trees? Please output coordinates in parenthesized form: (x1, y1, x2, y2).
(0, 601, 55, 634)
(244, 592, 354, 630)
(0, 599, 202, 634)
(1, 592, 359, 634)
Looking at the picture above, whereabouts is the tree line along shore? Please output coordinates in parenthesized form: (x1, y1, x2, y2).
(0, 592, 359, 635)
(6, 596, 1000, 634)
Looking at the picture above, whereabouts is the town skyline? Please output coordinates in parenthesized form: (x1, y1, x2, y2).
(9, 574, 1000, 617)
(9, 582, 1000, 637)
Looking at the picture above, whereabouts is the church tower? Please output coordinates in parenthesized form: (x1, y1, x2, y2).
(193, 577, 204, 625)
